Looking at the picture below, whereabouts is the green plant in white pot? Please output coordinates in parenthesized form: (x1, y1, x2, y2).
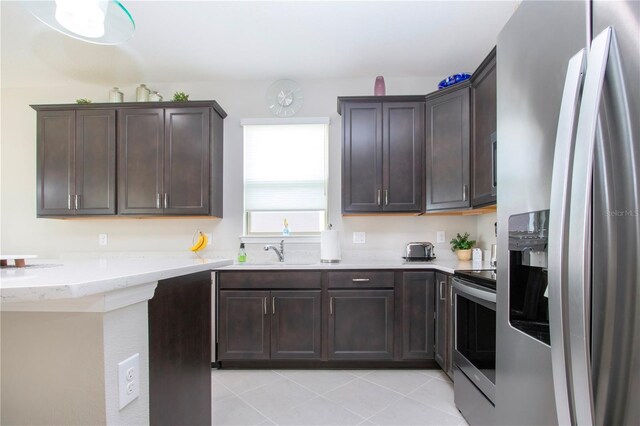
(450, 232, 476, 261)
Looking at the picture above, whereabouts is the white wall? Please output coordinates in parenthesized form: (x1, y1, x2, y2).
(1, 77, 495, 260)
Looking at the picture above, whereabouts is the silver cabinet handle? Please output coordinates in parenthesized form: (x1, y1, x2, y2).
(548, 47, 586, 426)
(439, 281, 446, 301)
(462, 184, 468, 202)
(351, 278, 370, 282)
(74, 194, 79, 210)
(376, 189, 381, 206)
(68, 194, 73, 210)
(272, 296, 275, 315)
(329, 297, 334, 315)
(491, 133, 498, 193)
(163, 193, 168, 209)
(263, 297, 267, 315)
(156, 193, 161, 209)
(450, 283, 454, 307)
(384, 189, 389, 206)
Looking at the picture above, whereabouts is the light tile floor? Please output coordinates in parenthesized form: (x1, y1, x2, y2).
(212, 369, 469, 426)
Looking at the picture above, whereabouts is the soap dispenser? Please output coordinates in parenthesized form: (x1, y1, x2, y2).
(238, 243, 247, 263)
(282, 218, 291, 236)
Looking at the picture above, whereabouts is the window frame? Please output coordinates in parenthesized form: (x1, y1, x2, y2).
(241, 117, 330, 237)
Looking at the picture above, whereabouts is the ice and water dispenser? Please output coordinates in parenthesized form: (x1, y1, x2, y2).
(508, 210, 550, 344)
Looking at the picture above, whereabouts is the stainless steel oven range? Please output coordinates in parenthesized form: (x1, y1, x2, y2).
(452, 270, 496, 425)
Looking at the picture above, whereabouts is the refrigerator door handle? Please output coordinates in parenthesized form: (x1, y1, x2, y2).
(567, 26, 615, 426)
(548, 47, 587, 426)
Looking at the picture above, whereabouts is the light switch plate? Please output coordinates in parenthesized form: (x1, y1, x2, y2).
(118, 353, 139, 410)
(353, 232, 366, 244)
(436, 231, 446, 243)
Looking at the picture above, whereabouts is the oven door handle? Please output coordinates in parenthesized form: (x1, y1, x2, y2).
(452, 279, 496, 304)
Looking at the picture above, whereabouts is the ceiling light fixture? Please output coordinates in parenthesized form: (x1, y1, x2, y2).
(23, 0, 135, 45)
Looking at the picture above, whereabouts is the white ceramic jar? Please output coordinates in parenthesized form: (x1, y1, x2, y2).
(136, 84, 150, 102)
(149, 91, 162, 102)
(109, 87, 123, 102)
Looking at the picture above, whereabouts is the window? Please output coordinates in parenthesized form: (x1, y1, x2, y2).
(242, 119, 329, 235)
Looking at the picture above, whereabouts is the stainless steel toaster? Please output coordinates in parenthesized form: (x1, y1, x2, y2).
(405, 242, 436, 260)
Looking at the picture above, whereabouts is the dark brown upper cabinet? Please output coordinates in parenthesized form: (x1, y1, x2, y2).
(471, 48, 497, 207)
(119, 106, 220, 216)
(35, 108, 116, 217)
(339, 96, 424, 214)
(32, 101, 225, 218)
(425, 84, 471, 211)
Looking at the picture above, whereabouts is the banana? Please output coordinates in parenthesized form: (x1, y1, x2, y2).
(190, 231, 208, 252)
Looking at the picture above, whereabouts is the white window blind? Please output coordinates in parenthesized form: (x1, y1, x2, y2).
(243, 123, 328, 212)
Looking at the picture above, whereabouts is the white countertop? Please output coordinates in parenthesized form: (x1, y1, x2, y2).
(1, 256, 493, 304)
(220, 258, 494, 274)
(0, 257, 233, 303)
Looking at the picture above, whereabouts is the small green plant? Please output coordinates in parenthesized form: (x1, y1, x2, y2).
(172, 92, 189, 102)
(76, 98, 92, 104)
(450, 232, 476, 252)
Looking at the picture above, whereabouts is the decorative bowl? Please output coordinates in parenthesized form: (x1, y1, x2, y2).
(438, 73, 472, 90)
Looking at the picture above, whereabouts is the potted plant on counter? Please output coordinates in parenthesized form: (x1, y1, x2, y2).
(450, 232, 476, 261)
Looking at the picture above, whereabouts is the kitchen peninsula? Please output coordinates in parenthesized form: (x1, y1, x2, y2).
(0, 257, 231, 425)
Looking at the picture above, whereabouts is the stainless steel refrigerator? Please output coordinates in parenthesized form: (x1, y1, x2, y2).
(496, 1, 639, 425)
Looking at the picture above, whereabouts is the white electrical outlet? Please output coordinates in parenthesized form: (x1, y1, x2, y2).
(98, 234, 108, 246)
(353, 232, 366, 244)
(118, 353, 139, 410)
(436, 231, 446, 243)
(205, 233, 212, 245)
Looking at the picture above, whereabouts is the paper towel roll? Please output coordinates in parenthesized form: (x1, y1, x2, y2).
(320, 230, 341, 262)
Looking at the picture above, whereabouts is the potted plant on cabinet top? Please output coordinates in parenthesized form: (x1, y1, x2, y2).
(450, 232, 476, 261)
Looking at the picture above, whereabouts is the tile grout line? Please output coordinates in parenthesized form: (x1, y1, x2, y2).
(212, 369, 462, 425)
(404, 381, 465, 420)
(269, 370, 369, 423)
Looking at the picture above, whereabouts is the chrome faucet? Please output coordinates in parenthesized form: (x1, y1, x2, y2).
(264, 240, 285, 262)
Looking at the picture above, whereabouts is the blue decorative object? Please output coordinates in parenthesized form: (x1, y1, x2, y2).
(438, 73, 472, 90)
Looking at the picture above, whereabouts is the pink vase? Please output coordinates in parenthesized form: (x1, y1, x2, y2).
(374, 76, 386, 96)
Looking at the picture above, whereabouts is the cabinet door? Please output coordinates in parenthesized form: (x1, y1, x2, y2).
(383, 102, 424, 212)
(218, 290, 270, 360)
(75, 109, 116, 215)
(271, 290, 321, 359)
(118, 108, 165, 215)
(434, 272, 449, 370)
(328, 289, 394, 359)
(425, 87, 471, 211)
(36, 110, 75, 216)
(342, 102, 383, 213)
(164, 108, 211, 215)
(471, 52, 497, 206)
(402, 272, 435, 360)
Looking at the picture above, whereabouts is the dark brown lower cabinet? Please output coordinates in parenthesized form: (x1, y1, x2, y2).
(434, 272, 454, 379)
(218, 290, 321, 360)
(328, 290, 394, 360)
(148, 271, 212, 426)
(271, 290, 322, 359)
(218, 290, 270, 360)
(401, 272, 435, 360)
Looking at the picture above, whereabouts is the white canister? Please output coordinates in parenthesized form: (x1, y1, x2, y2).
(109, 87, 123, 103)
(149, 91, 162, 102)
(136, 84, 150, 102)
(472, 248, 483, 262)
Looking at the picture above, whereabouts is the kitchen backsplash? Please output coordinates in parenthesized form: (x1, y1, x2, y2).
(1, 78, 496, 259)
